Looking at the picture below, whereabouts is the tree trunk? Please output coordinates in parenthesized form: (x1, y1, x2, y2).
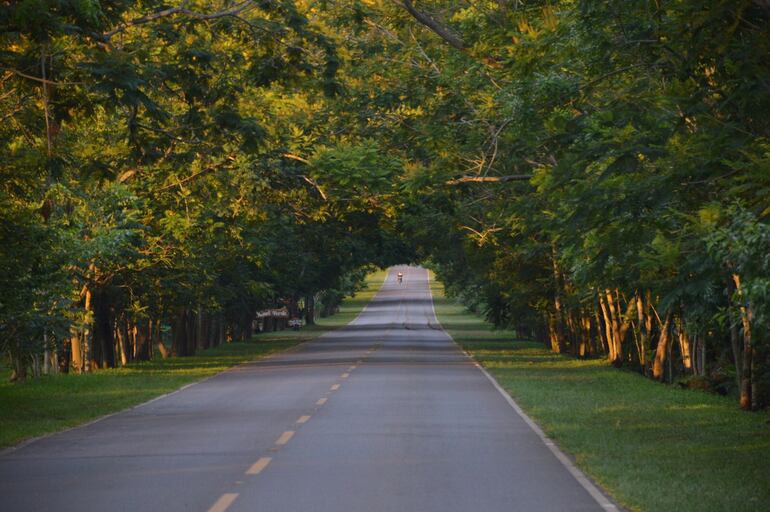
(218, 317, 225, 346)
(117, 316, 130, 367)
(677, 318, 692, 373)
(305, 294, 315, 325)
(599, 294, 616, 363)
(603, 290, 632, 367)
(90, 289, 116, 369)
(172, 308, 189, 357)
(134, 320, 152, 361)
(732, 274, 754, 410)
(12, 355, 27, 382)
(549, 249, 567, 353)
(593, 305, 608, 355)
(156, 320, 170, 359)
(547, 312, 564, 353)
(186, 309, 197, 356)
(635, 293, 648, 374)
(197, 307, 208, 351)
(82, 287, 92, 373)
(70, 326, 83, 374)
(579, 314, 591, 358)
(652, 310, 673, 381)
(43, 333, 50, 375)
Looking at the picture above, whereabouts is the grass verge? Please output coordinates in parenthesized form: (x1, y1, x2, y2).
(0, 269, 387, 449)
(430, 276, 770, 512)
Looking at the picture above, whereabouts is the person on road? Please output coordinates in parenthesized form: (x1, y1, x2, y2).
(397, 272, 403, 284)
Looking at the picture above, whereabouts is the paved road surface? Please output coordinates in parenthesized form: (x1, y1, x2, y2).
(0, 267, 612, 511)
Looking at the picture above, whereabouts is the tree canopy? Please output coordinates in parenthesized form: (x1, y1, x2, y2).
(2, 1, 769, 409)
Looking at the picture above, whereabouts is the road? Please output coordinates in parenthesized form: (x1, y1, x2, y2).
(0, 267, 613, 511)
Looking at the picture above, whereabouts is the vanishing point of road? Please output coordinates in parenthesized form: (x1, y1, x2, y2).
(0, 267, 616, 511)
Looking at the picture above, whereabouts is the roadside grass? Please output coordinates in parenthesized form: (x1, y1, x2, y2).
(0, 269, 387, 449)
(429, 277, 770, 512)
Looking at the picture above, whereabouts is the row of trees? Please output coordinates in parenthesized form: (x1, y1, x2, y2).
(364, 0, 769, 410)
(3, 1, 769, 412)
(0, 1, 410, 380)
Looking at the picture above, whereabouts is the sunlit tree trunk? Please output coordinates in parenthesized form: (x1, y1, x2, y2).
(635, 293, 649, 375)
(653, 310, 673, 381)
(602, 290, 632, 366)
(549, 248, 567, 353)
(593, 305, 608, 355)
(117, 316, 130, 366)
(732, 274, 754, 410)
(599, 294, 616, 363)
(677, 318, 692, 373)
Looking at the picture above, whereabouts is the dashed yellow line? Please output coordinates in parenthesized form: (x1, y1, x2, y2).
(297, 415, 311, 424)
(275, 431, 295, 445)
(316, 397, 328, 405)
(330, 384, 340, 391)
(207, 493, 238, 512)
(246, 457, 272, 475)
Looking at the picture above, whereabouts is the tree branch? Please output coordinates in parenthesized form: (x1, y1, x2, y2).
(103, 1, 256, 41)
(391, 0, 466, 50)
(281, 153, 327, 201)
(446, 175, 532, 185)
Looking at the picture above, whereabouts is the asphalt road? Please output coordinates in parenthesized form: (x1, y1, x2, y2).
(0, 266, 613, 511)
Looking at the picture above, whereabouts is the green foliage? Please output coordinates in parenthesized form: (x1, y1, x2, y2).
(433, 278, 770, 512)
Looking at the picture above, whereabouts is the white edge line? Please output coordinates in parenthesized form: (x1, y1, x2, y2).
(424, 268, 620, 512)
(1, 271, 392, 457)
(0, 374, 216, 457)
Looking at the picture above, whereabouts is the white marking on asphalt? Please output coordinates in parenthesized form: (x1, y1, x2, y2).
(275, 431, 294, 445)
(246, 457, 272, 475)
(330, 384, 340, 391)
(341, 373, 350, 378)
(207, 493, 238, 512)
(349, 365, 356, 371)
(424, 268, 619, 512)
(316, 397, 328, 405)
(297, 415, 311, 424)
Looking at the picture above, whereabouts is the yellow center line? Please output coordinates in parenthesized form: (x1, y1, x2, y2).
(275, 431, 295, 445)
(207, 493, 238, 512)
(316, 397, 328, 405)
(246, 457, 272, 475)
(341, 373, 349, 379)
(330, 384, 340, 391)
(296, 415, 311, 424)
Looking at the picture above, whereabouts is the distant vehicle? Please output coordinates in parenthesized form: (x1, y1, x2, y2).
(397, 272, 403, 284)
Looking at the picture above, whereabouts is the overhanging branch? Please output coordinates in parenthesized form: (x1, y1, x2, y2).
(103, 1, 256, 41)
(391, 0, 466, 50)
(446, 175, 532, 185)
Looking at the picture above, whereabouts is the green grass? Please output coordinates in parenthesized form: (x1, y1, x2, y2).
(0, 270, 387, 449)
(429, 277, 770, 512)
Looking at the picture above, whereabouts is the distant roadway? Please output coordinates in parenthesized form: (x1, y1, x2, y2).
(0, 266, 614, 511)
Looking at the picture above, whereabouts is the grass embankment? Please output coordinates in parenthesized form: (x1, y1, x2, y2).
(0, 270, 387, 449)
(430, 277, 770, 512)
